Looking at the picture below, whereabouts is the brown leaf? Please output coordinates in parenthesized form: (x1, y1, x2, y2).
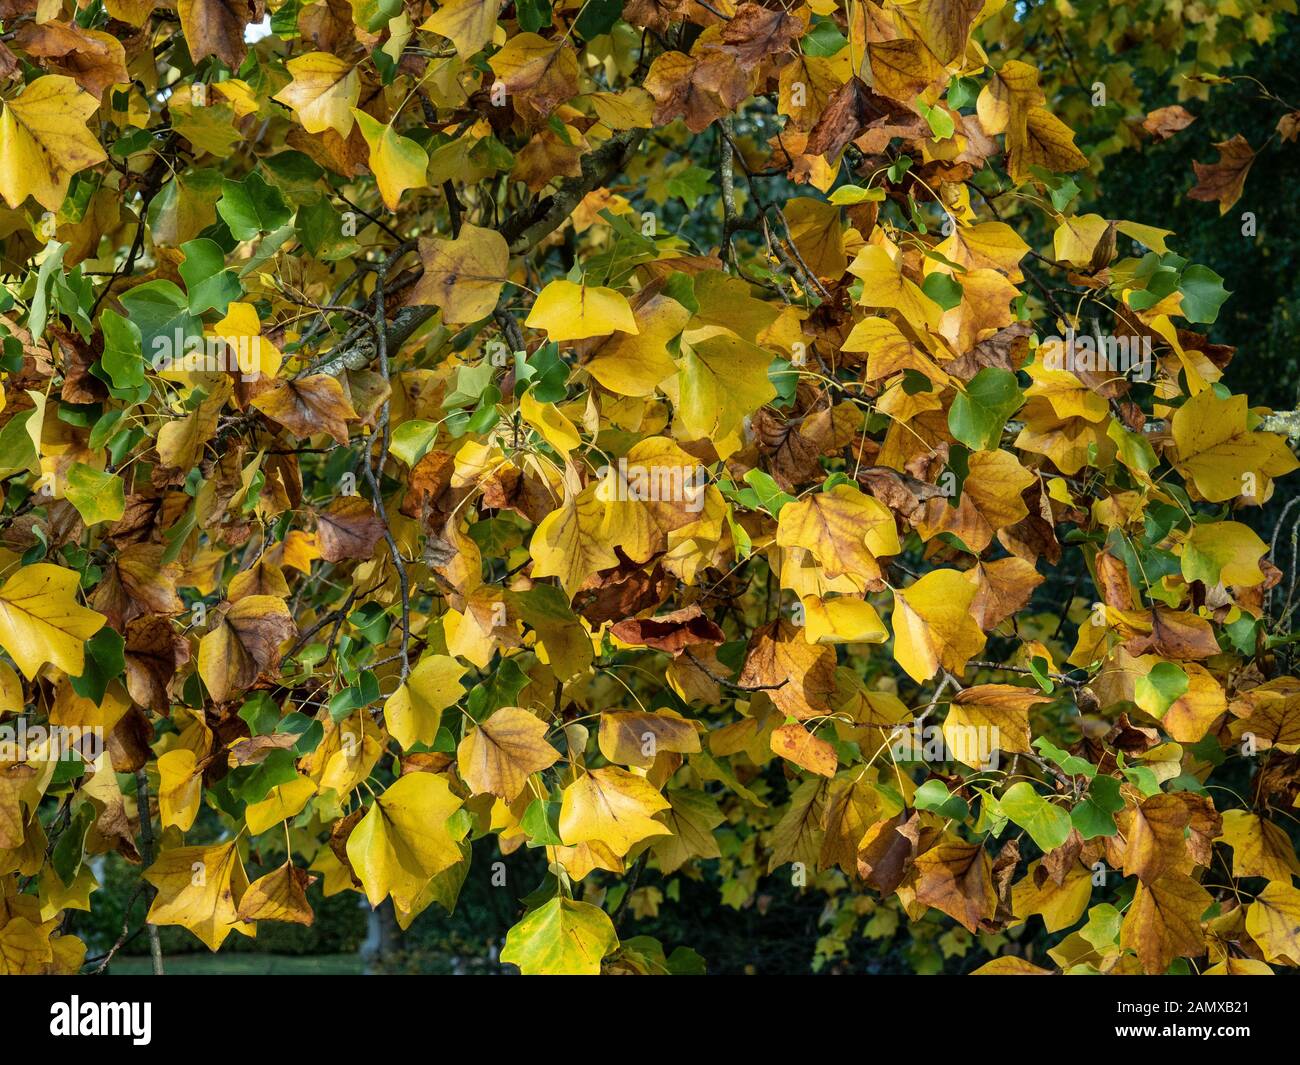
(200, 596, 296, 703)
(479, 462, 555, 524)
(251, 374, 357, 445)
(1188, 134, 1256, 214)
(1119, 793, 1192, 884)
(944, 321, 1031, 381)
(177, 0, 265, 70)
(914, 838, 997, 932)
(106, 705, 156, 774)
(13, 21, 128, 98)
(1142, 104, 1195, 141)
(857, 810, 929, 893)
(92, 543, 186, 632)
(645, 50, 730, 134)
(967, 556, 1044, 629)
(804, 77, 876, 159)
(1120, 873, 1211, 974)
(316, 496, 386, 562)
(719, 3, 802, 70)
(124, 615, 191, 712)
(609, 604, 724, 654)
(770, 722, 837, 777)
(737, 619, 836, 720)
(1124, 607, 1222, 660)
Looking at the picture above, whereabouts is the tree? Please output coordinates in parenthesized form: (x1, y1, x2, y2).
(0, 0, 1298, 978)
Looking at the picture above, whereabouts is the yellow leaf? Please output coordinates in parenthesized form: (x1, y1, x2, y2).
(211, 302, 282, 379)
(526, 280, 638, 342)
(1007, 106, 1087, 186)
(579, 286, 688, 396)
(674, 325, 777, 444)
(273, 53, 360, 138)
(1181, 520, 1267, 588)
(158, 748, 204, 832)
(1247, 881, 1300, 965)
(890, 569, 987, 682)
(597, 709, 700, 768)
(145, 841, 255, 951)
(421, 0, 501, 59)
(499, 896, 618, 975)
(1221, 809, 1300, 881)
(559, 766, 670, 857)
(849, 244, 941, 329)
(406, 223, 508, 325)
(1052, 213, 1110, 265)
(0, 75, 107, 211)
(777, 483, 901, 585)
(520, 389, 581, 456)
(236, 862, 316, 926)
(384, 654, 467, 750)
(529, 479, 620, 598)
(1012, 859, 1092, 932)
(801, 595, 889, 645)
(1172, 389, 1298, 502)
(0, 661, 22, 714)
(943, 684, 1049, 767)
(457, 706, 561, 800)
(0, 564, 106, 679)
(916, 449, 1033, 554)
(977, 60, 1044, 137)
(345, 771, 465, 908)
(351, 109, 430, 211)
(245, 774, 317, 835)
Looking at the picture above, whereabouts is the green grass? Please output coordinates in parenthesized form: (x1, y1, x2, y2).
(106, 953, 366, 975)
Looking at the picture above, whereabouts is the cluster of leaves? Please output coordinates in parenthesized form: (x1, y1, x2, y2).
(2, 0, 1300, 977)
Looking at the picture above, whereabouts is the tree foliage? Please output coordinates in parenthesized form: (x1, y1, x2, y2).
(1, 0, 1299, 977)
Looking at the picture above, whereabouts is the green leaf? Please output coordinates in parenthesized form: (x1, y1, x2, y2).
(1033, 736, 1095, 778)
(998, 781, 1072, 852)
(64, 463, 125, 526)
(1134, 661, 1189, 719)
(389, 419, 439, 467)
(296, 197, 360, 261)
(521, 798, 564, 845)
(118, 279, 203, 362)
(217, 170, 293, 242)
(921, 271, 963, 311)
(574, 0, 621, 37)
(100, 310, 145, 390)
(915, 96, 955, 140)
(70, 628, 125, 705)
(666, 165, 714, 208)
(516, 0, 553, 30)
(500, 896, 619, 975)
(1070, 775, 1124, 839)
(913, 779, 969, 820)
(1177, 264, 1229, 324)
(179, 238, 241, 315)
(948, 367, 1023, 450)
